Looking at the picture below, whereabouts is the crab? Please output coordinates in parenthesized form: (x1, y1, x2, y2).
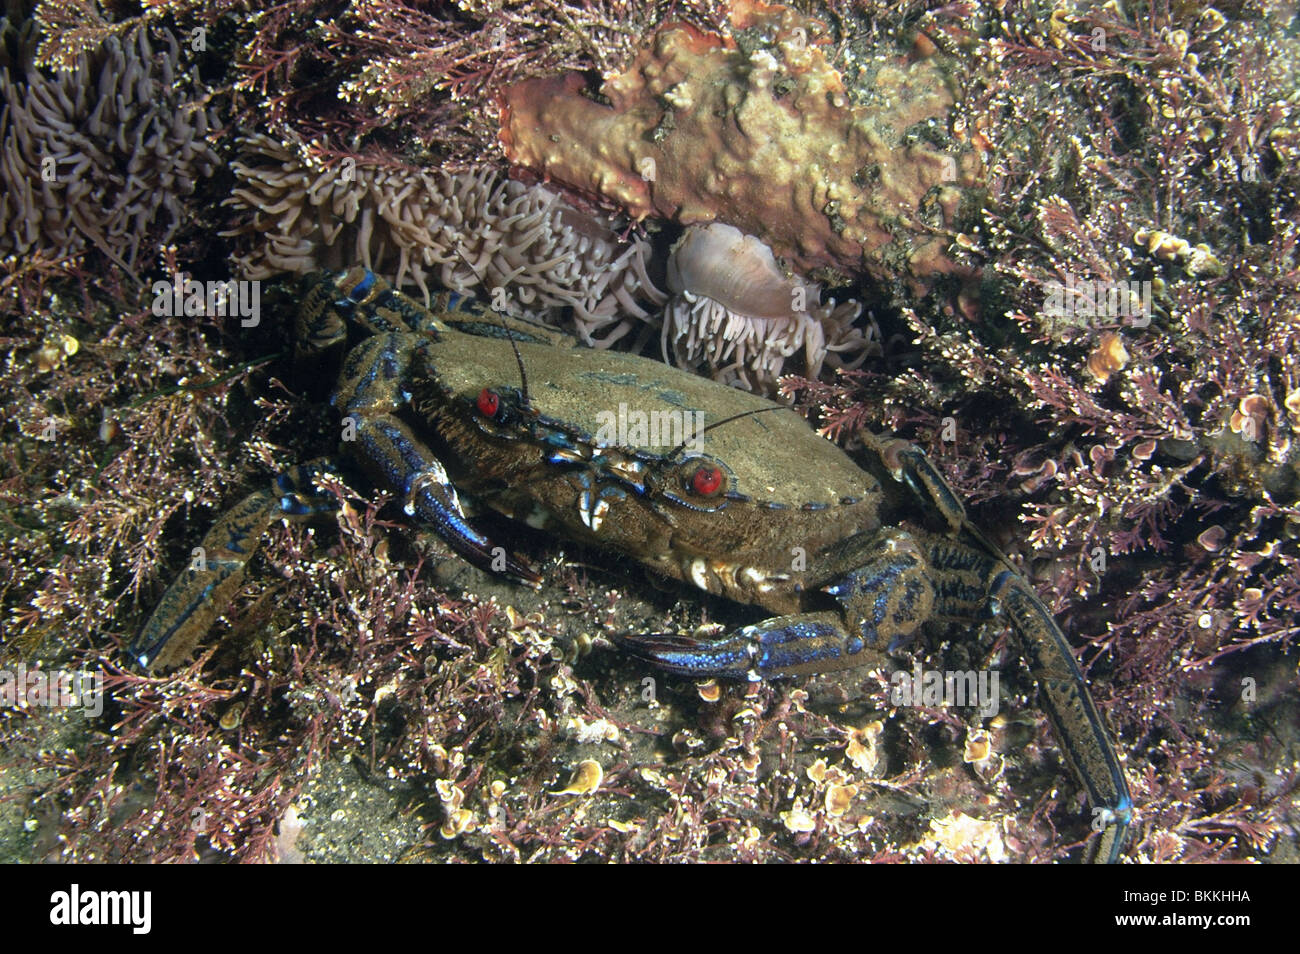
(133, 266, 1132, 861)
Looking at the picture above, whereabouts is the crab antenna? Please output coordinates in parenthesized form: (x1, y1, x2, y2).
(507, 330, 530, 406)
(668, 405, 787, 459)
(451, 246, 530, 406)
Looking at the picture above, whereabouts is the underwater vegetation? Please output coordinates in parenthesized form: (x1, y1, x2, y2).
(0, 0, 1296, 863)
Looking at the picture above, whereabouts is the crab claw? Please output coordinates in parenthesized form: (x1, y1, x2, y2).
(615, 611, 855, 681)
(353, 415, 541, 587)
(614, 632, 757, 679)
(406, 475, 541, 587)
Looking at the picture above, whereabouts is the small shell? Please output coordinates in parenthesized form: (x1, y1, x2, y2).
(1086, 332, 1129, 383)
(1230, 394, 1272, 439)
(825, 783, 857, 816)
(845, 720, 884, 775)
(552, 759, 602, 796)
(963, 728, 992, 764)
(439, 809, 475, 839)
(1284, 390, 1300, 418)
(98, 415, 122, 443)
(926, 811, 1006, 862)
(1240, 394, 1272, 418)
(1134, 228, 1188, 261)
(219, 702, 245, 731)
(435, 779, 465, 810)
(33, 343, 61, 373)
(1185, 244, 1224, 277)
(912, 32, 938, 59)
(1197, 525, 1226, 552)
(780, 802, 817, 833)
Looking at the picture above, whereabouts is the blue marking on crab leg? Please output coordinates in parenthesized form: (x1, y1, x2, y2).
(615, 633, 754, 676)
(616, 612, 854, 681)
(823, 534, 934, 652)
(131, 560, 241, 671)
(307, 267, 454, 337)
(354, 415, 541, 586)
(747, 619, 856, 677)
(341, 267, 375, 302)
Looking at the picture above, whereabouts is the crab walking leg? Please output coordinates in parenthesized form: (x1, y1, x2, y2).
(886, 437, 1133, 860)
(131, 464, 339, 672)
(298, 266, 449, 348)
(348, 413, 541, 586)
(990, 571, 1133, 863)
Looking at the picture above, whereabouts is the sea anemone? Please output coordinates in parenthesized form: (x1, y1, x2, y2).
(225, 133, 666, 329)
(662, 223, 876, 393)
(0, 25, 219, 275)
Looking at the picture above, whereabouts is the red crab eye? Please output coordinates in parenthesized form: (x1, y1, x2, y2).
(691, 465, 724, 496)
(477, 388, 500, 418)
